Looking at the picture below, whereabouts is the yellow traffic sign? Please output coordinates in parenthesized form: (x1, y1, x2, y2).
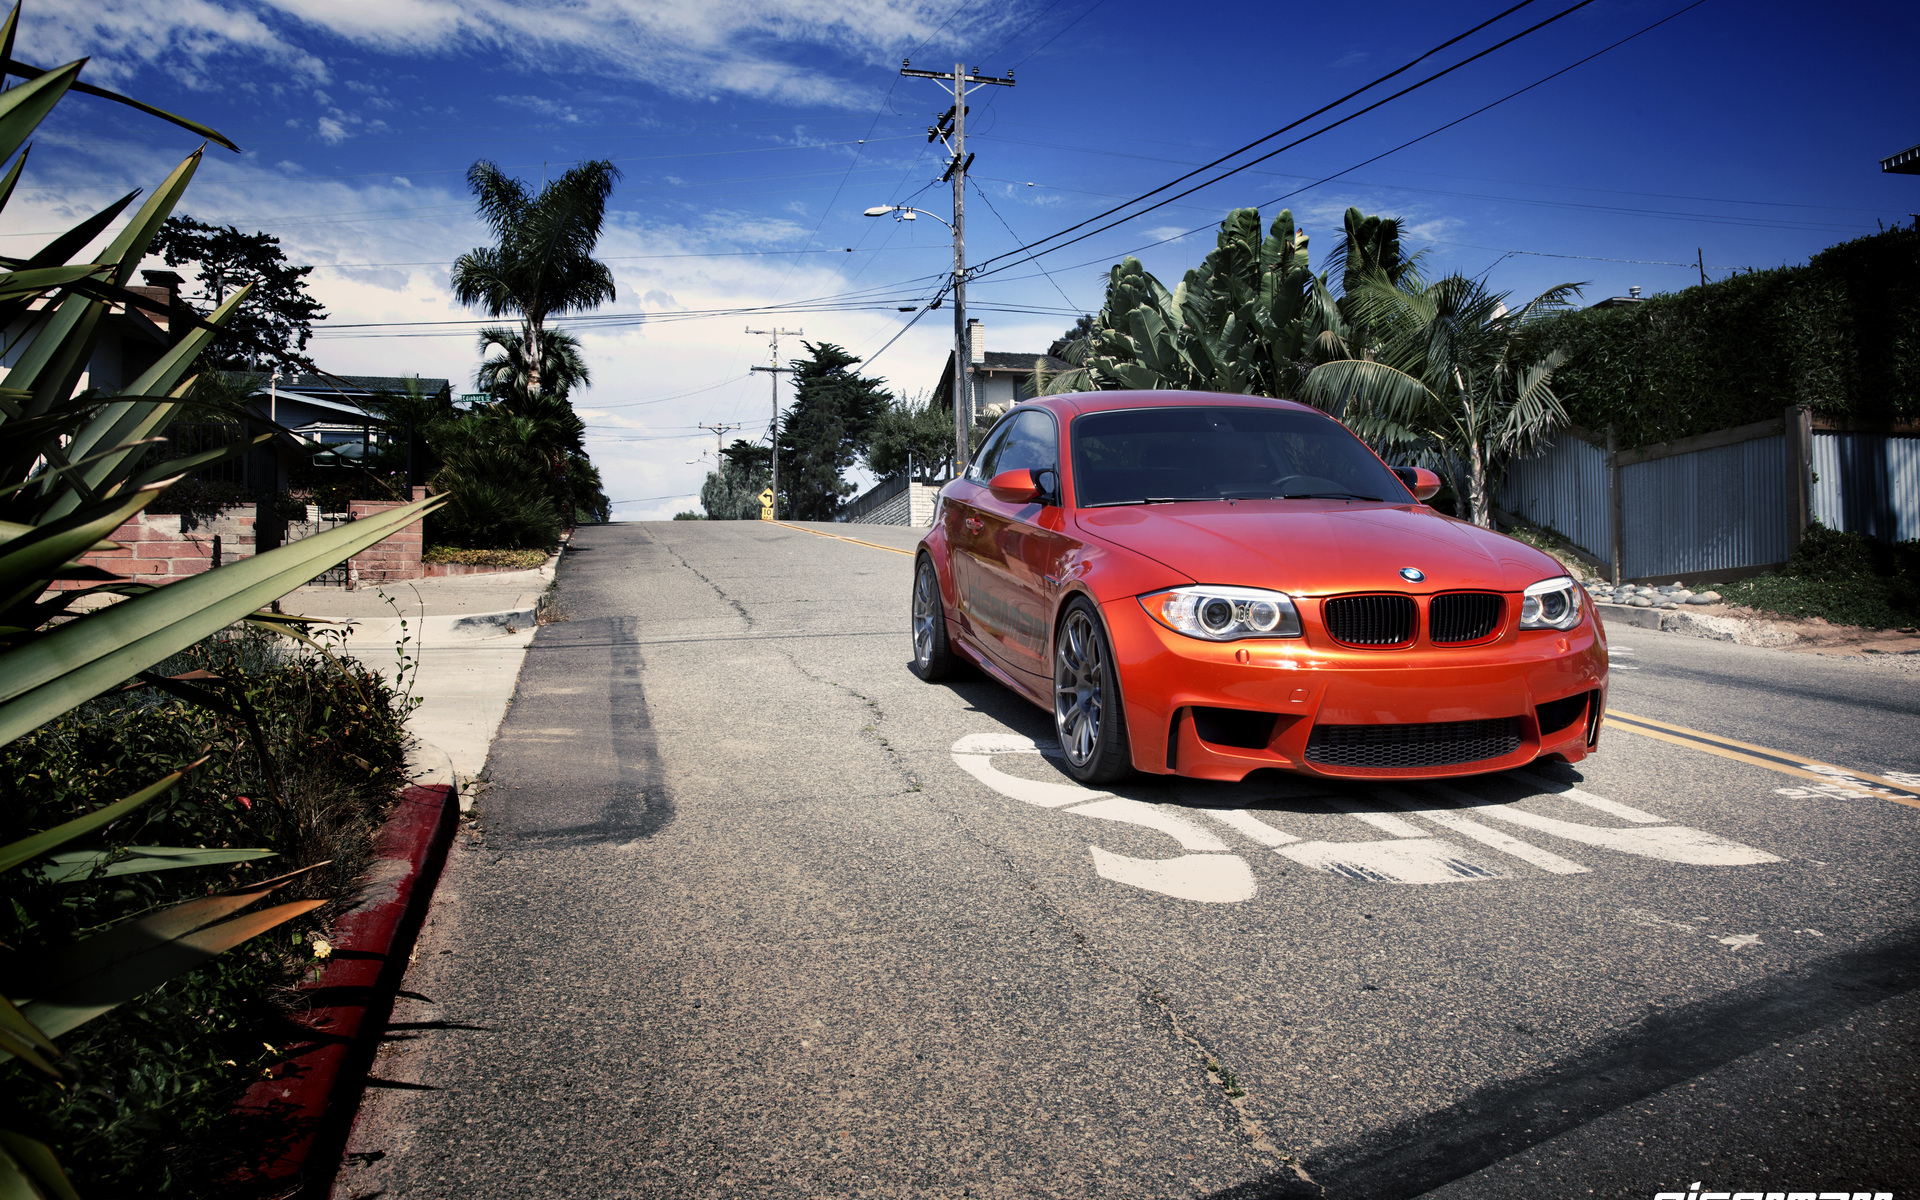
(758, 487, 774, 505)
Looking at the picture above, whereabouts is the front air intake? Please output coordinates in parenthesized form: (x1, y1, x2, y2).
(1429, 592, 1504, 644)
(1305, 718, 1523, 769)
(1322, 594, 1416, 647)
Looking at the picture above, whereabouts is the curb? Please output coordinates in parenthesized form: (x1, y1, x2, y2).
(229, 746, 460, 1197)
(1596, 601, 1808, 646)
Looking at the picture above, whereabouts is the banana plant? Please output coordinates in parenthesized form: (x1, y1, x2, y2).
(0, 7, 443, 1193)
(1037, 208, 1350, 400)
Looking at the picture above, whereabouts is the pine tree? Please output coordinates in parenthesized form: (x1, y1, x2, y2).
(776, 342, 891, 520)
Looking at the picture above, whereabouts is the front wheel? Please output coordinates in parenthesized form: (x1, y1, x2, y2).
(911, 555, 956, 681)
(1054, 598, 1132, 784)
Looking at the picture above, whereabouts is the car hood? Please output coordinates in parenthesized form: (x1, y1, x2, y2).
(1074, 501, 1565, 595)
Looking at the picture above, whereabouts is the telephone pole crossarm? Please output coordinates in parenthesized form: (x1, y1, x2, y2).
(896, 61, 1014, 480)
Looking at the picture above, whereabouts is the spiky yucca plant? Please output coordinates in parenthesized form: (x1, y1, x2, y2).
(0, 9, 442, 1193)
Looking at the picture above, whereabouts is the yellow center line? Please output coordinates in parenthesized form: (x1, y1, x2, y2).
(1605, 708, 1920, 811)
(771, 521, 915, 557)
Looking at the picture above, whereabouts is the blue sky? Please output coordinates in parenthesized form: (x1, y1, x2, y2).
(17, 0, 1920, 518)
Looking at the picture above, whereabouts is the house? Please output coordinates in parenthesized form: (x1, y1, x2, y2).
(0, 268, 188, 394)
(237, 373, 451, 489)
(842, 322, 1067, 526)
(927, 320, 1071, 426)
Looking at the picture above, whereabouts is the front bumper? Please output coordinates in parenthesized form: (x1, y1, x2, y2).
(1102, 595, 1608, 781)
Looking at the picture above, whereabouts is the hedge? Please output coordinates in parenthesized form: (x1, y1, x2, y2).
(1516, 223, 1920, 448)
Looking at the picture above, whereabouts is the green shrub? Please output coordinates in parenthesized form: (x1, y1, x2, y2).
(1720, 525, 1920, 629)
(422, 545, 548, 568)
(1516, 224, 1920, 447)
(0, 629, 412, 1195)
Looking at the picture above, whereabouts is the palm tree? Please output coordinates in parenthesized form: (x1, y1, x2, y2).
(451, 159, 621, 397)
(1299, 274, 1583, 528)
(475, 325, 591, 405)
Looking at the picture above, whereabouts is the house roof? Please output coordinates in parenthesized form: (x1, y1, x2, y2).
(976, 350, 1071, 376)
(272, 374, 452, 398)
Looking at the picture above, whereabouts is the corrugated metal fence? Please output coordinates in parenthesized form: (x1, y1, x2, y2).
(1498, 408, 1920, 583)
(1500, 432, 1611, 564)
(1619, 433, 1791, 579)
(1812, 432, 1920, 543)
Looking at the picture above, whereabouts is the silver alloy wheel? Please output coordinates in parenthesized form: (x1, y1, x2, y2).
(1055, 608, 1104, 767)
(912, 561, 940, 669)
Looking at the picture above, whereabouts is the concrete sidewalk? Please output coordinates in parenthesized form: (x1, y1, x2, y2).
(280, 564, 554, 792)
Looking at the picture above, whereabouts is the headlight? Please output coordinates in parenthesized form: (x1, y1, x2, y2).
(1141, 585, 1302, 641)
(1519, 575, 1583, 631)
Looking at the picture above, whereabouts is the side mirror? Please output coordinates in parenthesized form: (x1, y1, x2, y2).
(987, 467, 1042, 504)
(1392, 466, 1442, 502)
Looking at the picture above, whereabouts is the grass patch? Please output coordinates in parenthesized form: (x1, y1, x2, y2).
(423, 545, 549, 568)
(1720, 526, 1920, 630)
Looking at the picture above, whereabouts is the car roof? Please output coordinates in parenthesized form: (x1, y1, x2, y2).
(1019, 390, 1323, 421)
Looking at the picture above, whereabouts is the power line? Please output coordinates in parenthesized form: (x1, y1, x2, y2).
(1006, 0, 1114, 72)
(972, 0, 1711, 286)
(968, 0, 1558, 274)
(971, 0, 1601, 278)
(972, 184, 1080, 311)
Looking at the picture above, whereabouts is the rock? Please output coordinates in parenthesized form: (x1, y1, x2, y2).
(1659, 602, 1679, 609)
(1629, 596, 1655, 608)
(1671, 589, 1694, 601)
(1687, 591, 1721, 604)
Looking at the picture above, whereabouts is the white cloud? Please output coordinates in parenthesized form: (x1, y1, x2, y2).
(20, 0, 328, 88)
(27, 0, 1019, 109)
(315, 116, 349, 144)
(494, 94, 583, 124)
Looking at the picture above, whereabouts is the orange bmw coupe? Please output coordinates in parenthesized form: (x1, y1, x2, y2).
(911, 391, 1608, 785)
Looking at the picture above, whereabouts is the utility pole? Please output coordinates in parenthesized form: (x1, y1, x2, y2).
(900, 59, 1013, 477)
(698, 422, 741, 463)
(746, 327, 802, 519)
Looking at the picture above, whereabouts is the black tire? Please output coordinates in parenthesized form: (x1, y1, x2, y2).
(911, 555, 957, 681)
(1054, 597, 1133, 784)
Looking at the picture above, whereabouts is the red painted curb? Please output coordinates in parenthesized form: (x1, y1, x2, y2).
(229, 779, 457, 1196)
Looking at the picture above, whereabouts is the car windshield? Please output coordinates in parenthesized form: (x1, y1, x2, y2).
(1069, 405, 1407, 508)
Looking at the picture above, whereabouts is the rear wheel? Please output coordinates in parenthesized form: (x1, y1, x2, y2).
(911, 555, 956, 681)
(1054, 598, 1132, 784)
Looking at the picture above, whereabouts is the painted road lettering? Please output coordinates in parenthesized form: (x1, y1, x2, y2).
(950, 733, 1783, 902)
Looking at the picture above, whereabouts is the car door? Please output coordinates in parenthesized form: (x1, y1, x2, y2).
(947, 417, 1016, 651)
(966, 409, 1071, 686)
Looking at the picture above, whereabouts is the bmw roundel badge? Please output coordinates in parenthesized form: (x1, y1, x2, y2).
(1399, 567, 1425, 582)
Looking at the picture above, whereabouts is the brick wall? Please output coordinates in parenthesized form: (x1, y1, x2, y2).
(59, 506, 259, 589)
(345, 488, 427, 587)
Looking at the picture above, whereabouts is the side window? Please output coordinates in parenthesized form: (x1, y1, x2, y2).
(968, 419, 1015, 482)
(995, 410, 1058, 477)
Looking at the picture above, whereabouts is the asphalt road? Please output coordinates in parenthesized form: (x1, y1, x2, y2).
(337, 520, 1920, 1200)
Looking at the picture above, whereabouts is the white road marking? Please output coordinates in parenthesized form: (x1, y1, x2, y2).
(1276, 838, 1508, 884)
(1620, 906, 1696, 933)
(947, 733, 1783, 902)
(1373, 788, 1591, 874)
(1717, 933, 1762, 950)
(1202, 808, 1302, 846)
(1610, 664, 1640, 670)
(1428, 783, 1782, 866)
(1066, 798, 1232, 852)
(1319, 798, 1427, 838)
(950, 734, 1109, 809)
(1088, 848, 1256, 903)
(1517, 773, 1665, 824)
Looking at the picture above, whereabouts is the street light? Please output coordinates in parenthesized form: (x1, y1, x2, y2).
(865, 204, 950, 227)
(865, 203, 968, 480)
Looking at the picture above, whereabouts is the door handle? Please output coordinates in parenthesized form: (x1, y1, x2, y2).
(963, 517, 985, 532)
